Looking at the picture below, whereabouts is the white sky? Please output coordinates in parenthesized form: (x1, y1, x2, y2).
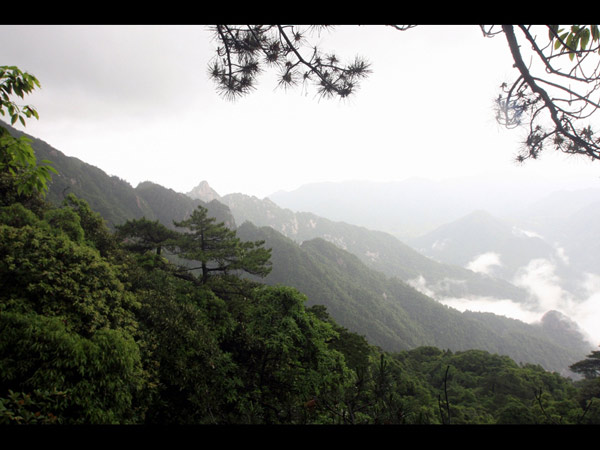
(1, 24, 599, 198)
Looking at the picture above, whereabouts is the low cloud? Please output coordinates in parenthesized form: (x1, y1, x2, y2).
(409, 259, 600, 347)
(513, 258, 572, 312)
(407, 275, 467, 298)
(466, 252, 502, 275)
(407, 275, 436, 298)
(439, 297, 541, 323)
(554, 245, 570, 265)
(512, 226, 543, 239)
(571, 273, 600, 345)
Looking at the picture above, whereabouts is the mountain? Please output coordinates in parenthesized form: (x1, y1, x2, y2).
(512, 187, 600, 268)
(407, 210, 561, 281)
(556, 199, 600, 276)
(268, 179, 462, 239)
(187, 180, 221, 203)
(13, 122, 592, 374)
(236, 221, 591, 374)
(516, 194, 600, 283)
(136, 180, 234, 230)
(408, 201, 600, 307)
(4, 122, 234, 229)
(268, 178, 600, 240)
(266, 178, 600, 346)
(219, 192, 530, 303)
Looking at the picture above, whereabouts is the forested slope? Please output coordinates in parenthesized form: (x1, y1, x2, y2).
(10, 121, 593, 374)
(2, 189, 598, 424)
(4, 123, 233, 230)
(221, 192, 529, 302)
(2, 62, 600, 424)
(236, 222, 591, 374)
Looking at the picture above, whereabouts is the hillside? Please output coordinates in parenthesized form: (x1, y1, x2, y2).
(13, 123, 592, 374)
(236, 221, 591, 374)
(517, 195, 600, 282)
(4, 122, 234, 229)
(218, 191, 530, 303)
(406, 207, 600, 326)
(408, 210, 560, 281)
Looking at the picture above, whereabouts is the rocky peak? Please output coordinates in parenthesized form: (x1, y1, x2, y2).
(187, 180, 221, 203)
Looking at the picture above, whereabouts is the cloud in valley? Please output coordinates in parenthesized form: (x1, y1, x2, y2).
(438, 297, 541, 323)
(513, 258, 572, 312)
(511, 226, 543, 239)
(466, 252, 502, 275)
(407, 275, 436, 298)
(409, 257, 600, 347)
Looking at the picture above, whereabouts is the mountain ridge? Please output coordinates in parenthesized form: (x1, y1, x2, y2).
(236, 221, 591, 374)
(268, 178, 600, 240)
(216, 189, 531, 303)
(10, 122, 592, 374)
(3, 122, 234, 230)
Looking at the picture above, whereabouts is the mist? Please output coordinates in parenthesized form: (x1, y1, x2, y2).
(466, 252, 502, 276)
(411, 256, 600, 348)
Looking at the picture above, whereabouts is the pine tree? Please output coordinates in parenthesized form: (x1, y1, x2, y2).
(173, 205, 271, 284)
(570, 350, 600, 380)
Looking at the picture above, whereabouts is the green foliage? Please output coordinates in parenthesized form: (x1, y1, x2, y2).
(0, 66, 40, 126)
(0, 221, 136, 337)
(0, 312, 143, 424)
(221, 285, 351, 424)
(0, 127, 57, 199)
(0, 202, 39, 227)
(43, 206, 85, 243)
(0, 185, 596, 424)
(115, 217, 178, 255)
(570, 349, 600, 379)
(0, 197, 146, 423)
(0, 389, 66, 424)
(173, 205, 271, 284)
(130, 268, 237, 424)
(549, 25, 600, 59)
(0, 66, 56, 198)
(62, 193, 118, 256)
(393, 348, 585, 424)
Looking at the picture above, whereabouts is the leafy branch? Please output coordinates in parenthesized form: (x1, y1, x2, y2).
(0, 65, 57, 198)
(0, 65, 40, 126)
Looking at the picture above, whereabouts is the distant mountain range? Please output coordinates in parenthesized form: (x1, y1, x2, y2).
(408, 209, 561, 281)
(266, 177, 600, 343)
(268, 178, 600, 241)
(209, 192, 530, 304)
(8, 120, 593, 375)
(235, 221, 590, 373)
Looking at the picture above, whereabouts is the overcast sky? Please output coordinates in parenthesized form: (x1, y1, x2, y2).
(2, 24, 600, 198)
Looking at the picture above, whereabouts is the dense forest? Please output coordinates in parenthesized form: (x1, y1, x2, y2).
(1, 122, 600, 425)
(0, 193, 598, 424)
(2, 60, 600, 425)
(2, 190, 600, 424)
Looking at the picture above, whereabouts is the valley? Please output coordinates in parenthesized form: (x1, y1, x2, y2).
(9, 121, 595, 376)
